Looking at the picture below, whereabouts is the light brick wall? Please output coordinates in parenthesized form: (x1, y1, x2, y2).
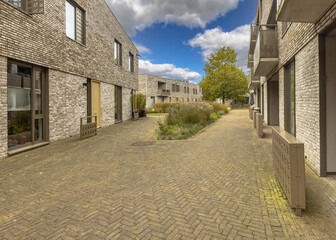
(295, 37, 320, 173)
(0, 57, 8, 158)
(263, 82, 268, 125)
(0, 0, 139, 90)
(49, 70, 87, 142)
(122, 87, 133, 121)
(279, 67, 285, 129)
(101, 82, 115, 127)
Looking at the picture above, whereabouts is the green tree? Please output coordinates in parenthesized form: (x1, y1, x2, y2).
(199, 47, 248, 102)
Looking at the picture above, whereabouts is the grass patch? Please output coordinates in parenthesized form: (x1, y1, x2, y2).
(147, 113, 165, 117)
(156, 103, 227, 140)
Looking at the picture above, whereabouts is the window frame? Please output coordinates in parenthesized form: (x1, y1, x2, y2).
(114, 40, 122, 66)
(5, 0, 26, 11)
(65, 0, 86, 45)
(129, 52, 134, 72)
(284, 61, 296, 136)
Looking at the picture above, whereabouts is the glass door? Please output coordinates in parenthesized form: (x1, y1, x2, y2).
(32, 67, 46, 143)
(7, 61, 47, 150)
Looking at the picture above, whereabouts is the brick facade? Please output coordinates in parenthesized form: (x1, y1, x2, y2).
(249, 0, 336, 176)
(0, 56, 8, 158)
(139, 74, 202, 108)
(0, 0, 139, 157)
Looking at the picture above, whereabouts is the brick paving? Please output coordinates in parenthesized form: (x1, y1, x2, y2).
(0, 110, 336, 239)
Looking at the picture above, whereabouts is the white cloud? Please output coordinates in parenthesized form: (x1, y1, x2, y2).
(134, 43, 151, 54)
(188, 25, 250, 72)
(105, 0, 243, 36)
(139, 60, 201, 82)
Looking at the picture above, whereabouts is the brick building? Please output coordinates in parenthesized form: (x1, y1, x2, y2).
(0, 0, 139, 157)
(138, 74, 202, 108)
(248, 0, 336, 176)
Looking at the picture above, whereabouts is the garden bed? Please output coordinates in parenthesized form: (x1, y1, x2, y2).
(157, 103, 228, 140)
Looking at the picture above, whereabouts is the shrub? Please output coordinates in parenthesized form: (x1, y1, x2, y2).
(165, 103, 212, 125)
(136, 94, 146, 111)
(210, 103, 228, 113)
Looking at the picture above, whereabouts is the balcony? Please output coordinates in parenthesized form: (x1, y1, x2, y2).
(248, 54, 253, 68)
(248, 72, 260, 90)
(249, 25, 259, 55)
(277, 0, 335, 23)
(157, 89, 170, 96)
(253, 26, 278, 76)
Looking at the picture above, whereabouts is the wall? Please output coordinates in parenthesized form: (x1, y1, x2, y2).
(49, 70, 87, 142)
(295, 37, 320, 174)
(101, 82, 115, 127)
(0, 0, 138, 91)
(122, 87, 133, 121)
(0, 56, 8, 158)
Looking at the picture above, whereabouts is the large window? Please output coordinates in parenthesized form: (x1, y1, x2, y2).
(114, 40, 122, 66)
(66, 0, 85, 44)
(129, 53, 134, 72)
(285, 62, 296, 136)
(7, 61, 47, 150)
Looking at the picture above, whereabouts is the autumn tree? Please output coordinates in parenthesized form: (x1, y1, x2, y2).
(199, 47, 248, 102)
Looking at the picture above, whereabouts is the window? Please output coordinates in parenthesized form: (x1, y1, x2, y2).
(284, 62, 295, 136)
(114, 40, 122, 66)
(172, 84, 176, 92)
(66, 0, 85, 44)
(5, 0, 25, 10)
(176, 85, 180, 92)
(187, 87, 189, 94)
(282, 22, 291, 37)
(129, 53, 134, 72)
(184, 86, 187, 93)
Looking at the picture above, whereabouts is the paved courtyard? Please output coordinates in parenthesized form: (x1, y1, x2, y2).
(0, 110, 336, 239)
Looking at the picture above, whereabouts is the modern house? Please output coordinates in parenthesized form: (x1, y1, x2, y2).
(0, 0, 139, 157)
(248, 0, 336, 176)
(138, 74, 202, 108)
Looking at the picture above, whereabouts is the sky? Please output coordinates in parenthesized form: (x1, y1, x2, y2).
(105, 0, 258, 83)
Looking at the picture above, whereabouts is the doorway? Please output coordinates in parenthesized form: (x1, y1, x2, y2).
(324, 32, 336, 173)
(7, 61, 48, 150)
(267, 75, 279, 126)
(115, 86, 122, 122)
(91, 81, 101, 128)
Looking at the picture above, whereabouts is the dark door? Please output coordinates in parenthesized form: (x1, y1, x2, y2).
(115, 86, 122, 122)
(268, 80, 279, 126)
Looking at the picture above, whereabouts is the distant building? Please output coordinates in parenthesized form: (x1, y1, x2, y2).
(138, 74, 202, 108)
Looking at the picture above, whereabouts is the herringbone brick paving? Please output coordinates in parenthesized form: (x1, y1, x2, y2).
(0, 110, 336, 239)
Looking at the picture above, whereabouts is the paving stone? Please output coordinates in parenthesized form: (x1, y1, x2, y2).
(0, 110, 335, 239)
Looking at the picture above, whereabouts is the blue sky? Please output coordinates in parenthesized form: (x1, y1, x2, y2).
(106, 0, 258, 82)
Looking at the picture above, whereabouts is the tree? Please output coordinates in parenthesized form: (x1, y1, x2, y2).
(199, 47, 248, 103)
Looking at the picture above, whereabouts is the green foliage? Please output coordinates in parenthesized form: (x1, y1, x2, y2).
(200, 46, 248, 102)
(157, 102, 228, 140)
(133, 94, 146, 111)
(8, 112, 31, 135)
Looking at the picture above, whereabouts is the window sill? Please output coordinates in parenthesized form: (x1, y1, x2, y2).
(66, 36, 86, 47)
(8, 141, 50, 157)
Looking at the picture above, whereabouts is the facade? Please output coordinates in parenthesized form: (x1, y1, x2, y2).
(248, 0, 336, 176)
(0, 0, 139, 157)
(138, 74, 202, 108)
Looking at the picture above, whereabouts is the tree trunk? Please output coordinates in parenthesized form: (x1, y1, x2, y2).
(222, 96, 225, 104)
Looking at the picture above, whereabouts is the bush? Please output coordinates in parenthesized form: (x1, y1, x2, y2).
(210, 103, 228, 113)
(135, 94, 146, 111)
(165, 103, 213, 125)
